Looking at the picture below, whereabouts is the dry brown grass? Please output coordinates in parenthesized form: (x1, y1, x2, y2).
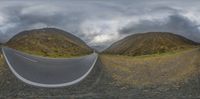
(7, 28, 92, 58)
(0, 52, 3, 65)
(104, 32, 199, 56)
(101, 48, 200, 87)
(0, 52, 5, 77)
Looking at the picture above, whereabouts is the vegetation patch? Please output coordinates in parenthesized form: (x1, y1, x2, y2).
(7, 28, 92, 58)
(101, 48, 200, 87)
(104, 32, 200, 56)
(0, 53, 3, 65)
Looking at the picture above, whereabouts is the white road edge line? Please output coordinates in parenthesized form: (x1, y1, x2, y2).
(2, 48, 98, 88)
(15, 53, 38, 62)
(11, 47, 94, 60)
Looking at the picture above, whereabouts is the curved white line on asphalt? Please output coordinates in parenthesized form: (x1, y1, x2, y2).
(15, 53, 38, 62)
(2, 48, 98, 88)
(11, 47, 95, 60)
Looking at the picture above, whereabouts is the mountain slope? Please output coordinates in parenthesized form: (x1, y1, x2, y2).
(7, 28, 92, 58)
(0, 43, 3, 65)
(104, 32, 199, 56)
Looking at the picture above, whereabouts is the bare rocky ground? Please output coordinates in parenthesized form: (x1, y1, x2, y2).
(0, 53, 200, 99)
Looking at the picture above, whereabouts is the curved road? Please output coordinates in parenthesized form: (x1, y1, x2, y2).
(2, 47, 98, 88)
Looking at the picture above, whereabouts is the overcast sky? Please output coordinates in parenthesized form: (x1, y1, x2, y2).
(0, 0, 200, 49)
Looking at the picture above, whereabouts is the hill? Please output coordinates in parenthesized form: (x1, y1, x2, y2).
(0, 43, 3, 65)
(104, 32, 199, 56)
(6, 28, 92, 58)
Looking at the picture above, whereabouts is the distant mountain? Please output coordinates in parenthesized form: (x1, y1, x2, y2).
(91, 45, 107, 52)
(104, 32, 199, 56)
(7, 28, 92, 58)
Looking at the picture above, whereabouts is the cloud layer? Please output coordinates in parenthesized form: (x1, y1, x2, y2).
(0, 0, 200, 49)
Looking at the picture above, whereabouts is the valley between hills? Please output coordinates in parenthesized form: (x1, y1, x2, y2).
(0, 29, 200, 98)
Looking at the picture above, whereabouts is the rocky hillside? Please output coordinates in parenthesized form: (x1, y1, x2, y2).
(7, 28, 92, 58)
(104, 32, 199, 56)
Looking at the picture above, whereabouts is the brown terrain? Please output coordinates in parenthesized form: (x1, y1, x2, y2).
(101, 48, 200, 87)
(101, 32, 200, 98)
(0, 52, 3, 66)
(1, 32, 200, 98)
(0, 44, 3, 67)
(7, 28, 92, 58)
(104, 32, 199, 56)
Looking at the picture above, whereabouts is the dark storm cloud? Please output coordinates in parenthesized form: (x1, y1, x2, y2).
(0, 3, 87, 42)
(0, 0, 200, 48)
(119, 14, 200, 42)
(0, 0, 126, 45)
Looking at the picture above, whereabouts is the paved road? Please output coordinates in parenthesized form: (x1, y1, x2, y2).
(2, 47, 98, 88)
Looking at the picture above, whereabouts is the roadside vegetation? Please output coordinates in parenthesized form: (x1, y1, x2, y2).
(0, 53, 3, 65)
(101, 48, 200, 87)
(0, 50, 5, 82)
(0, 45, 3, 66)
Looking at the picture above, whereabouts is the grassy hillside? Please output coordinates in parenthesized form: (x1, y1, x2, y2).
(0, 52, 3, 66)
(0, 44, 3, 65)
(104, 32, 199, 56)
(0, 45, 4, 77)
(101, 48, 200, 87)
(7, 28, 92, 58)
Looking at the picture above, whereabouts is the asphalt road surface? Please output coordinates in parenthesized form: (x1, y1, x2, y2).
(2, 47, 98, 88)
